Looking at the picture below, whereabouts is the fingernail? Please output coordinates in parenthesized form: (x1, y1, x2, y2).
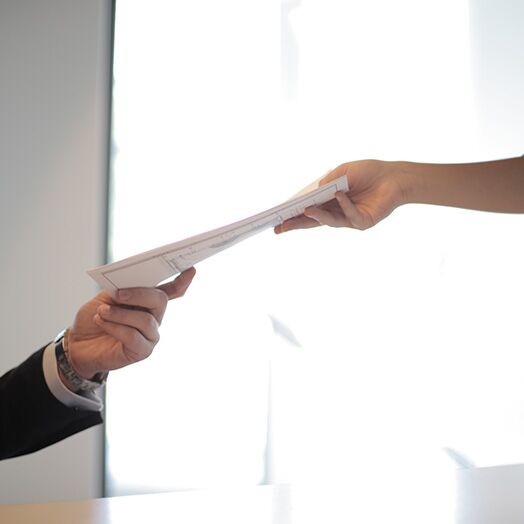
(118, 290, 131, 301)
(98, 304, 111, 315)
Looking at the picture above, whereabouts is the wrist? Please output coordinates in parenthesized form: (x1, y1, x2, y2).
(67, 330, 104, 380)
(55, 330, 107, 392)
(389, 161, 426, 205)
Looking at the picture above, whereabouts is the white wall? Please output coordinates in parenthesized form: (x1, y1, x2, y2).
(0, 0, 112, 503)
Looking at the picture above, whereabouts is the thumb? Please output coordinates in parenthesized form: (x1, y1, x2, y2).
(158, 267, 196, 300)
(319, 164, 349, 186)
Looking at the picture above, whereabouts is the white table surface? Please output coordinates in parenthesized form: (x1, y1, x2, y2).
(0, 485, 289, 524)
(3, 468, 524, 524)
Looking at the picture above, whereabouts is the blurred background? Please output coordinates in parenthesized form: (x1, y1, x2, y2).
(1, 1, 524, 519)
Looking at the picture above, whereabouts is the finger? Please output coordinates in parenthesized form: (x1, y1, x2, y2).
(157, 267, 196, 300)
(94, 315, 153, 364)
(334, 191, 365, 227)
(97, 304, 159, 343)
(115, 287, 169, 324)
(275, 215, 321, 234)
(304, 206, 349, 227)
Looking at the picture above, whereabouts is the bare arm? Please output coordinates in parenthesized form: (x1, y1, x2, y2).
(276, 156, 524, 234)
(399, 156, 524, 212)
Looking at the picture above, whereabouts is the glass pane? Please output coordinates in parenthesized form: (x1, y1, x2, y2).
(106, 0, 279, 494)
(107, 1, 524, 517)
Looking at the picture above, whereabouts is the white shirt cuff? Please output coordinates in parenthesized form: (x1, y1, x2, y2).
(42, 342, 103, 412)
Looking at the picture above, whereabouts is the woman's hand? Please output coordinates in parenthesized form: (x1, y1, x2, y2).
(275, 160, 407, 233)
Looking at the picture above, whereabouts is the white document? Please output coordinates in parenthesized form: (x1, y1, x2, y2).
(88, 176, 348, 291)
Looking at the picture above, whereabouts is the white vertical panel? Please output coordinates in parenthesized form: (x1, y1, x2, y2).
(469, 0, 524, 156)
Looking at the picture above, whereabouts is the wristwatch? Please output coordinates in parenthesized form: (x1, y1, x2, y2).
(54, 330, 108, 392)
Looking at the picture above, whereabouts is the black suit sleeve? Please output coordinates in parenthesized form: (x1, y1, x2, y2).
(0, 347, 103, 460)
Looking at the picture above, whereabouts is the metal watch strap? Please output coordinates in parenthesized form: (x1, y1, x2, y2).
(54, 331, 107, 392)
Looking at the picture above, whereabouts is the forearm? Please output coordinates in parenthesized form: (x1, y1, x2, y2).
(394, 156, 524, 213)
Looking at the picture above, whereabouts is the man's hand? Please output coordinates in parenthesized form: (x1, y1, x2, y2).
(274, 160, 406, 233)
(66, 267, 196, 381)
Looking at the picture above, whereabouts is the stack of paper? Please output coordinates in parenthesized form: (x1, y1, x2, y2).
(88, 176, 348, 291)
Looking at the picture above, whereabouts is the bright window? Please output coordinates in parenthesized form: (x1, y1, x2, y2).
(106, 1, 524, 517)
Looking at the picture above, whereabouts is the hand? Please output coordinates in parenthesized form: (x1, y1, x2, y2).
(65, 267, 196, 381)
(274, 160, 406, 233)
